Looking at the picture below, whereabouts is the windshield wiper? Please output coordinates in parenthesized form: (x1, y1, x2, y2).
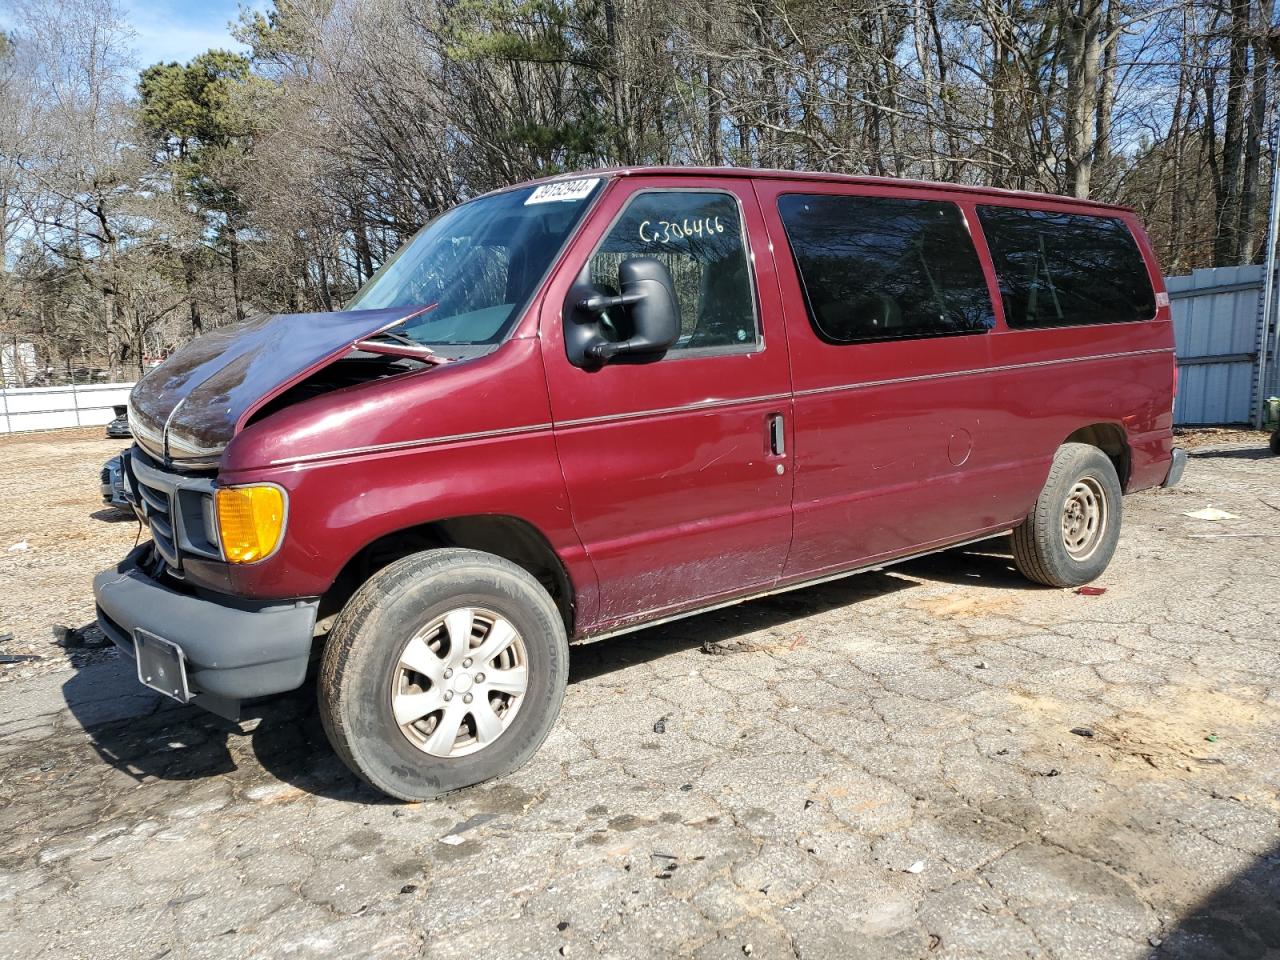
(363, 330, 417, 345)
(353, 303, 451, 363)
(354, 336, 452, 364)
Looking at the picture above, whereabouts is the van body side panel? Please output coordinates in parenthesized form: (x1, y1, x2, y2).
(758, 179, 1176, 583)
(970, 201, 1176, 499)
(217, 336, 595, 607)
(538, 176, 796, 633)
(756, 179, 1012, 578)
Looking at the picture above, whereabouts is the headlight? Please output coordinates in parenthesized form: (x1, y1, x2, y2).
(215, 485, 286, 563)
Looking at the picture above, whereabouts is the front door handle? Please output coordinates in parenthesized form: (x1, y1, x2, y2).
(768, 413, 785, 457)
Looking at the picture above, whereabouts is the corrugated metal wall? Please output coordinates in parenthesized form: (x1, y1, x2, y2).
(1168, 265, 1265, 425)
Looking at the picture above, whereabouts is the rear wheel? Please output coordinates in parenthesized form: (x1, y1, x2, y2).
(319, 548, 568, 801)
(1012, 442, 1122, 588)
(1270, 430, 1280, 456)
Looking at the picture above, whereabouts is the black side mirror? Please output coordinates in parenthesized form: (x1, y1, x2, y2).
(565, 257, 681, 367)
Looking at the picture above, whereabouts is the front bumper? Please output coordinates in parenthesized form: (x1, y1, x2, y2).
(1162, 447, 1187, 488)
(94, 544, 319, 714)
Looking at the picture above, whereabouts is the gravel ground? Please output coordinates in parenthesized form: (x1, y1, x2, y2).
(0, 429, 1277, 960)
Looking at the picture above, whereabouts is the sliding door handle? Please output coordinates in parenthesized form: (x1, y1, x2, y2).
(768, 413, 785, 457)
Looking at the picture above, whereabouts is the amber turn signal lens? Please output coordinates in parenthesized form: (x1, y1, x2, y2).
(215, 485, 286, 563)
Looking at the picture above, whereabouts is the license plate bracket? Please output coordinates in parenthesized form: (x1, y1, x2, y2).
(134, 629, 191, 703)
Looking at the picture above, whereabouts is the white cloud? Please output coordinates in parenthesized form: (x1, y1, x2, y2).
(123, 0, 263, 68)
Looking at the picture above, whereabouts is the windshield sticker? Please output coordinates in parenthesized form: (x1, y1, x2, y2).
(524, 178, 600, 205)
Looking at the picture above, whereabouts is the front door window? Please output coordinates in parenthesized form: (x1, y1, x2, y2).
(586, 191, 759, 354)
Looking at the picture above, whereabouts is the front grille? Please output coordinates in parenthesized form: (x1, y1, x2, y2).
(124, 447, 221, 572)
(133, 467, 179, 565)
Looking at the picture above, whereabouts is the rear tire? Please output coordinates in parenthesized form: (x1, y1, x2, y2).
(1270, 430, 1280, 456)
(318, 548, 568, 801)
(1012, 443, 1122, 588)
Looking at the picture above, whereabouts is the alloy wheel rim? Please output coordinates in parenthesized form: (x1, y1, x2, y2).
(1061, 477, 1107, 561)
(390, 607, 528, 758)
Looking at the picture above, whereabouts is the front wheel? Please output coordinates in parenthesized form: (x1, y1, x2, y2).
(318, 548, 568, 801)
(1011, 442, 1123, 588)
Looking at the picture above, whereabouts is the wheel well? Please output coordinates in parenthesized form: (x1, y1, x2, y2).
(320, 516, 575, 633)
(1064, 423, 1130, 487)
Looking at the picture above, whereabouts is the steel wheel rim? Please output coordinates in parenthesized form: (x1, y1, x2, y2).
(390, 607, 529, 758)
(1061, 476, 1107, 561)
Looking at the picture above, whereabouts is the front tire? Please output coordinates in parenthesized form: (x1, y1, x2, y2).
(318, 548, 568, 801)
(1011, 443, 1122, 588)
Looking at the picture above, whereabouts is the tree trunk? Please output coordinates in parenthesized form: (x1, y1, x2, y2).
(913, 0, 941, 180)
(706, 58, 722, 166)
(1237, 0, 1274, 263)
(1093, 0, 1115, 188)
(1063, 0, 1104, 200)
(601, 0, 633, 164)
(353, 202, 375, 281)
(1165, 34, 1190, 270)
(988, 4, 1012, 190)
(1213, 0, 1250, 266)
(227, 216, 245, 321)
(183, 252, 203, 335)
(926, 0, 961, 180)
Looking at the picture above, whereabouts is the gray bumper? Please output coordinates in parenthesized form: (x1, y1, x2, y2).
(1163, 447, 1188, 488)
(94, 544, 319, 706)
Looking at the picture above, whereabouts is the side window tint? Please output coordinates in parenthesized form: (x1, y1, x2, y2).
(776, 194, 994, 344)
(589, 191, 758, 351)
(977, 207, 1156, 328)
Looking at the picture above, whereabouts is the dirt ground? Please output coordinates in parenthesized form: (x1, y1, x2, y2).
(1172, 425, 1273, 449)
(0, 428, 137, 676)
(0, 427, 1278, 960)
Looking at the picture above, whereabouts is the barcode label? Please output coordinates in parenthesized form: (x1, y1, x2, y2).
(524, 178, 600, 205)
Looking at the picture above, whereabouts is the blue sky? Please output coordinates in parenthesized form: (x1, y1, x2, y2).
(124, 0, 268, 67)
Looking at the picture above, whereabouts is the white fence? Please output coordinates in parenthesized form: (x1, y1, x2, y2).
(0, 383, 135, 434)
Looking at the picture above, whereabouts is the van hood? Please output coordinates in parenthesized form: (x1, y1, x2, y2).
(129, 306, 433, 467)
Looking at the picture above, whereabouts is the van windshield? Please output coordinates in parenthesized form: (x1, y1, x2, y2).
(347, 178, 602, 345)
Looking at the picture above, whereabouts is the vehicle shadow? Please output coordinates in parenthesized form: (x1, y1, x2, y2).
(1153, 838, 1280, 959)
(1187, 446, 1274, 461)
(58, 540, 1006, 801)
(59, 648, 384, 803)
(89, 507, 137, 523)
(569, 569, 917, 683)
(892, 537, 1047, 592)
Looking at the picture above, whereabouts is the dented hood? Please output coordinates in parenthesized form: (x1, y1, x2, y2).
(129, 306, 431, 466)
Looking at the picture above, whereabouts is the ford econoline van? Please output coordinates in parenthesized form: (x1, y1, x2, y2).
(94, 167, 1185, 800)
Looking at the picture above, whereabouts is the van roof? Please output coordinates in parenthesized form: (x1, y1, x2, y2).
(504, 166, 1135, 215)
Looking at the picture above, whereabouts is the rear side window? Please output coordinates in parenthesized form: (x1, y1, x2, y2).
(776, 194, 995, 344)
(977, 207, 1156, 328)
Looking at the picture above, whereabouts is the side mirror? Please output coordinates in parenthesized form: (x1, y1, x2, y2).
(565, 257, 681, 367)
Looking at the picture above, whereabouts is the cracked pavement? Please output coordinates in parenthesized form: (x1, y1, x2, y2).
(1, 439, 1278, 959)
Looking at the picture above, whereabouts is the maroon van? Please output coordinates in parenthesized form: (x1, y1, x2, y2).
(94, 167, 1185, 800)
